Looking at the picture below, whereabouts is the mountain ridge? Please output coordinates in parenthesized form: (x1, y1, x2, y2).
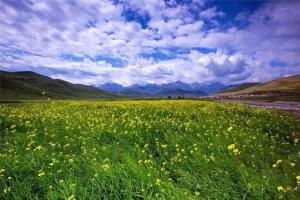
(98, 81, 224, 97)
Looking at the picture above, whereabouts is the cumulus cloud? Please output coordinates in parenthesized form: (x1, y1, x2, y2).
(0, 0, 299, 86)
(197, 51, 247, 77)
(199, 7, 224, 19)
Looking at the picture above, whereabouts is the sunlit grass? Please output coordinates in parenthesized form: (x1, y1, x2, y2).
(0, 100, 299, 199)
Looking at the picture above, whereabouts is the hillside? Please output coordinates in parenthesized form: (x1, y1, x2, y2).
(0, 70, 119, 100)
(219, 83, 260, 93)
(218, 75, 300, 101)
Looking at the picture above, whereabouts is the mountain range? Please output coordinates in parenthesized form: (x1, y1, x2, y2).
(1, 70, 299, 101)
(97, 81, 228, 97)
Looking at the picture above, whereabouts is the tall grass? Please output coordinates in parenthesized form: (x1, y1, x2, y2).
(0, 100, 299, 199)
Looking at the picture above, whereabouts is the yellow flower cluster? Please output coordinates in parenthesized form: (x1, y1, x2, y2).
(67, 195, 75, 200)
(228, 144, 240, 155)
(0, 100, 299, 199)
(272, 160, 282, 168)
(101, 164, 110, 171)
(37, 170, 45, 177)
(296, 176, 300, 185)
(277, 186, 292, 193)
(3, 186, 11, 194)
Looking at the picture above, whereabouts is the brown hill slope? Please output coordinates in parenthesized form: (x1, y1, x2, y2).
(218, 75, 300, 101)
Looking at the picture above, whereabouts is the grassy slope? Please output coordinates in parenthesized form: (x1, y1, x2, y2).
(218, 75, 300, 101)
(241, 75, 300, 93)
(219, 75, 300, 95)
(220, 83, 260, 93)
(0, 100, 299, 199)
(0, 70, 119, 100)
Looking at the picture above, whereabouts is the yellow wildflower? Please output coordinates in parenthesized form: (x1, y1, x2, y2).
(101, 164, 110, 171)
(34, 145, 45, 151)
(3, 186, 11, 194)
(155, 178, 161, 186)
(233, 148, 240, 155)
(228, 144, 236, 150)
(276, 160, 282, 165)
(277, 186, 284, 192)
(296, 176, 300, 185)
(37, 170, 45, 177)
(67, 195, 75, 200)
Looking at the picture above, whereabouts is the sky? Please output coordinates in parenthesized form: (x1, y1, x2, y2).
(1, 0, 300, 86)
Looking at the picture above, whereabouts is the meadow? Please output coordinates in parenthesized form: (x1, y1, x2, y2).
(0, 100, 299, 199)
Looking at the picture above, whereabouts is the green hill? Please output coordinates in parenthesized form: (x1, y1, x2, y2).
(0, 70, 119, 100)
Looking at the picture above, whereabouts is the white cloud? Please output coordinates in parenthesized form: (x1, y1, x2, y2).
(176, 21, 204, 36)
(0, 0, 299, 86)
(199, 7, 224, 19)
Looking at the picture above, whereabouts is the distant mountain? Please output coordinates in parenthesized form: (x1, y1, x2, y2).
(98, 75, 300, 100)
(161, 81, 192, 91)
(155, 89, 207, 97)
(0, 70, 120, 100)
(98, 80, 210, 97)
(157, 81, 225, 94)
(128, 83, 164, 95)
(99, 83, 125, 93)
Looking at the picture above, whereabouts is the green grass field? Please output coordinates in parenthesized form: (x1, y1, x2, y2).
(0, 100, 299, 199)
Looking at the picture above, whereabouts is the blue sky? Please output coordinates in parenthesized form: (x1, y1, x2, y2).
(0, 0, 300, 86)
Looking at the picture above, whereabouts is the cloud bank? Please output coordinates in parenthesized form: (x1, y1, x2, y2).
(1, 0, 299, 86)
